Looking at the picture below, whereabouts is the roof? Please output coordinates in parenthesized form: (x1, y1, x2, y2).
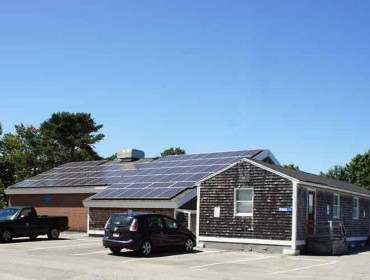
(248, 159, 370, 197)
(7, 149, 276, 200)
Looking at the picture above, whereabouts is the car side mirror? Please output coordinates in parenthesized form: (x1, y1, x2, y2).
(19, 215, 25, 219)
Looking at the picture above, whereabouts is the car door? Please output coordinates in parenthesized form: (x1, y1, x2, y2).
(161, 216, 185, 246)
(146, 215, 165, 248)
(13, 208, 38, 236)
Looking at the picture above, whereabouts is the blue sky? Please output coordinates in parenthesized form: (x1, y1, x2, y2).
(1, 0, 369, 174)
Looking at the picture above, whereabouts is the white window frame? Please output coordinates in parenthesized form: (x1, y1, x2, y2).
(234, 188, 253, 217)
(353, 197, 359, 220)
(333, 194, 340, 219)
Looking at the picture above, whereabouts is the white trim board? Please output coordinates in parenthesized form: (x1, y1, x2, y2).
(83, 188, 197, 209)
(175, 209, 197, 214)
(198, 236, 292, 246)
(5, 186, 107, 195)
(253, 149, 280, 165)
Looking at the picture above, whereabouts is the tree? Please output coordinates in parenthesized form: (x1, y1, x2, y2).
(320, 165, 349, 182)
(347, 151, 370, 190)
(160, 147, 186, 157)
(283, 164, 300, 171)
(0, 122, 7, 208)
(0, 113, 105, 208)
(40, 112, 104, 167)
(321, 150, 370, 190)
(0, 124, 45, 195)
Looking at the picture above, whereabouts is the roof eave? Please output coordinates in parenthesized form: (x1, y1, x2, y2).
(5, 185, 108, 195)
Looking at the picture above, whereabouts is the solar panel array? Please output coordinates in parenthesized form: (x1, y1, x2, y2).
(11, 150, 263, 200)
(91, 150, 262, 200)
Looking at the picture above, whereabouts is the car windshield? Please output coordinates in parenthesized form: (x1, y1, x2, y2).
(108, 215, 133, 227)
(0, 208, 19, 220)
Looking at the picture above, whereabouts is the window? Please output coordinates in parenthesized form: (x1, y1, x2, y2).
(235, 188, 253, 216)
(163, 217, 178, 229)
(353, 198, 359, 219)
(333, 194, 340, 219)
(147, 216, 163, 228)
(19, 208, 36, 219)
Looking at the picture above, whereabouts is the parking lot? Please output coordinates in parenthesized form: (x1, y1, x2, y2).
(1, 232, 370, 280)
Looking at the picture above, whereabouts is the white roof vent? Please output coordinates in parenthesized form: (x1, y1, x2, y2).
(116, 149, 145, 161)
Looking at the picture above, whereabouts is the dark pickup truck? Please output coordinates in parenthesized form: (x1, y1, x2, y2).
(0, 206, 69, 242)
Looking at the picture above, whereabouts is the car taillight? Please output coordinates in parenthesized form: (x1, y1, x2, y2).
(130, 219, 138, 232)
(104, 219, 110, 229)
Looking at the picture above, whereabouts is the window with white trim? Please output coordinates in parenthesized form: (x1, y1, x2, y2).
(235, 188, 253, 216)
(353, 197, 359, 219)
(333, 194, 340, 219)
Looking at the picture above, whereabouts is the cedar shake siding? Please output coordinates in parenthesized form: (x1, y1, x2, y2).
(296, 185, 370, 241)
(296, 186, 308, 241)
(199, 162, 293, 240)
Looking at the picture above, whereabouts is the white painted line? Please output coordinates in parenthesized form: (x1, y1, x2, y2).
(73, 250, 108, 256)
(269, 261, 339, 275)
(29, 243, 100, 251)
(190, 256, 274, 269)
(121, 258, 147, 263)
(75, 239, 102, 242)
(285, 257, 332, 263)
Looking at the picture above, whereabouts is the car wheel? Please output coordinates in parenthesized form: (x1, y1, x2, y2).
(140, 240, 152, 256)
(47, 227, 60, 240)
(184, 238, 194, 252)
(1, 229, 13, 243)
(109, 247, 121, 255)
(29, 234, 38, 241)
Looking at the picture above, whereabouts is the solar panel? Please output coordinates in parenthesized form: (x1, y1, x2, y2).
(155, 188, 187, 199)
(12, 149, 263, 200)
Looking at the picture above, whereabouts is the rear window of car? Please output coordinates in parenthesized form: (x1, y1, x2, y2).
(108, 215, 133, 226)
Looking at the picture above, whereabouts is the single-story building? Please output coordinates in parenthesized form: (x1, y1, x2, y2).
(5, 149, 275, 232)
(5, 148, 370, 254)
(197, 158, 370, 254)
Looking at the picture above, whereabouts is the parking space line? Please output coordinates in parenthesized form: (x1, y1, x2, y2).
(190, 256, 274, 269)
(121, 258, 148, 263)
(73, 250, 108, 256)
(120, 250, 223, 263)
(29, 243, 100, 251)
(285, 257, 332, 262)
(75, 239, 102, 242)
(269, 261, 339, 275)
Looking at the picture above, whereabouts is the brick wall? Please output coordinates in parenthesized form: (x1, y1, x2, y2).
(89, 208, 175, 231)
(36, 207, 87, 232)
(9, 193, 94, 232)
(199, 162, 293, 240)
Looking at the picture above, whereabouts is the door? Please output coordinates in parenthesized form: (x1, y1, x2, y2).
(161, 216, 185, 246)
(146, 215, 165, 247)
(307, 191, 316, 235)
(13, 208, 38, 236)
